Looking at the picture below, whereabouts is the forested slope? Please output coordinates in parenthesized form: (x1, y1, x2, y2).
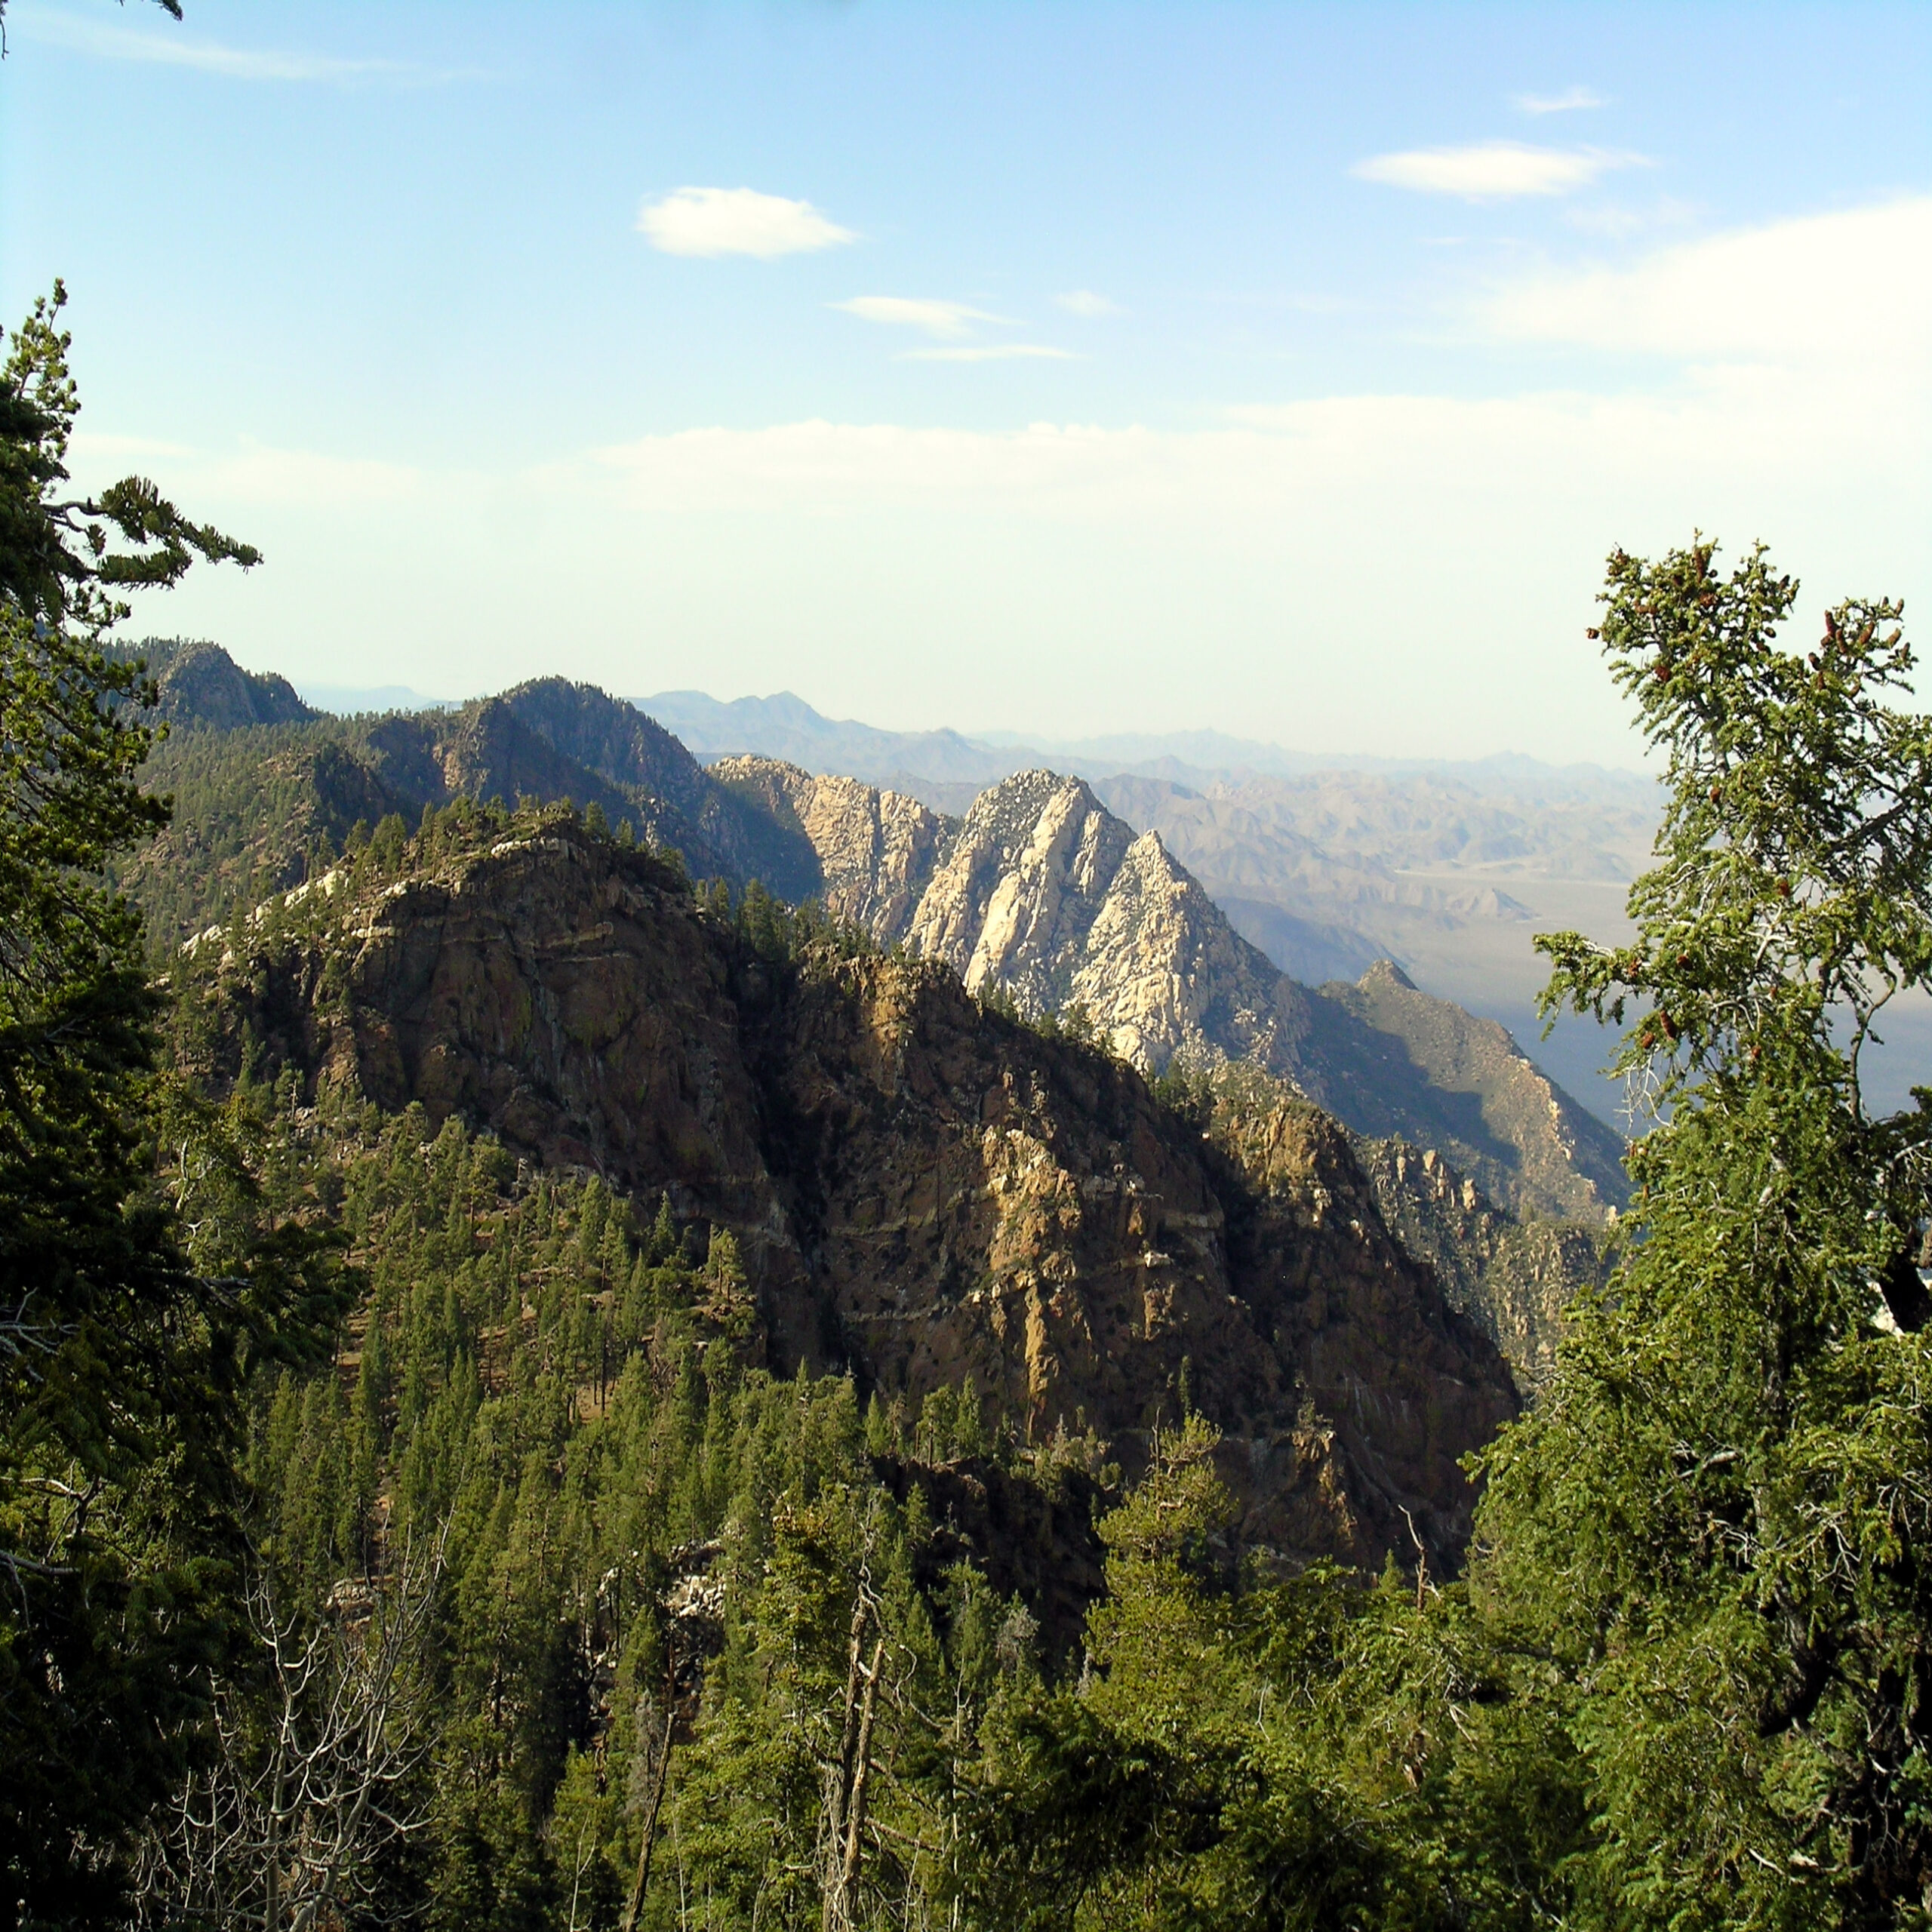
(174, 804, 1516, 1568)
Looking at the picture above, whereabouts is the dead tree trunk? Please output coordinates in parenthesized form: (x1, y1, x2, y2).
(621, 1698, 676, 1932)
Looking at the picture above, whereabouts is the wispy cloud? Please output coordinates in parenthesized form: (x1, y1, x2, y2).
(19, 10, 439, 82)
(1485, 194, 1932, 365)
(638, 187, 855, 259)
(69, 433, 424, 507)
(901, 344, 1076, 362)
(1054, 291, 1121, 318)
(832, 297, 1006, 340)
(1354, 140, 1645, 200)
(1513, 86, 1604, 115)
(835, 296, 1074, 363)
(1564, 195, 1699, 241)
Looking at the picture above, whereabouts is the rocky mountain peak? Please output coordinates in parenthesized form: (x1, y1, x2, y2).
(179, 817, 1518, 1572)
(710, 752, 1624, 1226)
(909, 771, 1136, 1009)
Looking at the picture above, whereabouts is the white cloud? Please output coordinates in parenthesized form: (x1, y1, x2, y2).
(1054, 291, 1122, 317)
(637, 187, 855, 259)
(832, 297, 1005, 339)
(1513, 86, 1604, 115)
(1487, 195, 1932, 365)
(120, 200, 1928, 767)
(19, 9, 427, 81)
(71, 435, 425, 509)
(901, 345, 1076, 362)
(1353, 140, 1644, 199)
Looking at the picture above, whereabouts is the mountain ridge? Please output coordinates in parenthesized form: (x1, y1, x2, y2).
(125, 644, 1627, 1352)
(716, 754, 1627, 1226)
(175, 812, 1520, 1572)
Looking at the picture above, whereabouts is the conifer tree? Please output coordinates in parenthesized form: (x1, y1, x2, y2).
(0, 288, 337, 1920)
(1475, 540, 1932, 1926)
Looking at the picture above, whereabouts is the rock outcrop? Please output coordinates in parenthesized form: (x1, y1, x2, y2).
(180, 823, 1518, 1574)
(710, 758, 1624, 1225)
(1354, 1136, 1614, 1391)
(712, 758, 944, 934)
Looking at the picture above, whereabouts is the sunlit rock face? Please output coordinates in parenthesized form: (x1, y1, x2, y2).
(185, 823, 1518, 1575)
(715, 760, 1626, 1223)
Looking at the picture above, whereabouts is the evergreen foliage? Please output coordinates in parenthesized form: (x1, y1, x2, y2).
(9, 270, 1932, 1927)
(125, 1094, 1491, 1931)
(0, 288, 344, 1922)
(1469, 539, 1932, 1927)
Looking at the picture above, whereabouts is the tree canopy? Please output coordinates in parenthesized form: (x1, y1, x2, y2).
(0, 288, 339, 1924)
(1472, 538, 1932, 1926)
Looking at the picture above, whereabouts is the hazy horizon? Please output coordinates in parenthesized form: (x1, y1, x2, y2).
(6, 2, 1927, 765)
(275, 669, 1657, 778)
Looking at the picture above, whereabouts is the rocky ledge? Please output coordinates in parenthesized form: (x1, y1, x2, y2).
(179, 822, 1518, 1574)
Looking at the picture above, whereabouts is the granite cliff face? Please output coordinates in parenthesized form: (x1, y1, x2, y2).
(712, 758, 945, 934)
(180, 823, 1517, 1572)
(1354, 1136, 1613, 1391)
(711, 758, 1623, 1225)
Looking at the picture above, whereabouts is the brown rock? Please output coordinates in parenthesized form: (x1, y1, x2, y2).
(187, 824, 1517, 1574)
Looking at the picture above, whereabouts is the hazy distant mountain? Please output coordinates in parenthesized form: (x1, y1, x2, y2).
(299, 683, 460, 715)
(636, 690, 1023, 791)
(982, 724, 1658, 803)
(638, 688, 1657, 808)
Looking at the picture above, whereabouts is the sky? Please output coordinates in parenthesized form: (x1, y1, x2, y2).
(2, 0, 1928, 764)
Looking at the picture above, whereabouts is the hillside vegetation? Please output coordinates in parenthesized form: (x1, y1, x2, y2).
(9, 297, 1929, 1928)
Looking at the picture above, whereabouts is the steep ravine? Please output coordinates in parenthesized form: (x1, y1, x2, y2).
(177, 823, 1518, 1574)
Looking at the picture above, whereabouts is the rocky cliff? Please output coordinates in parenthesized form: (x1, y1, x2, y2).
(177, 820, 1518, 1573)
(1353, 1136, 1613, 1391)
(712, 757, 1624, 1226)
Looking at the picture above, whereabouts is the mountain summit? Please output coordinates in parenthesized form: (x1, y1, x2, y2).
(717, 756, 1626, 1223)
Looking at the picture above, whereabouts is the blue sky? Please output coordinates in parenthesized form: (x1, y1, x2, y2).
(4, 1, 1928, 761)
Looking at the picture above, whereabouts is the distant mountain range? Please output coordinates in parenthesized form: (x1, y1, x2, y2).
(121, 638, 1632, 1379)
(635, 688, 1659, 1121)
(637, 687, 1658, 806)
(127, 653, 1660, 1132)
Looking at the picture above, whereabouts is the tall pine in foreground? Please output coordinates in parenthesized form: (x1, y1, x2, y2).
(1472, 540, 1932, 1927)
(0, 288, 339, 1926)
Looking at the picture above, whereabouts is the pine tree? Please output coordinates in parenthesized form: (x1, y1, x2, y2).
(1475, 540, 1932, 1926)
(0, 288, 338, 1919)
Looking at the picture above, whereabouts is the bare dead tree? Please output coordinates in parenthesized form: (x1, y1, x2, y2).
(619, 1693, 675, 1932)
(820, 1555, 885, 1932)
(622, 1548, 727, 1932)
(132, 1532, 444, 1932)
